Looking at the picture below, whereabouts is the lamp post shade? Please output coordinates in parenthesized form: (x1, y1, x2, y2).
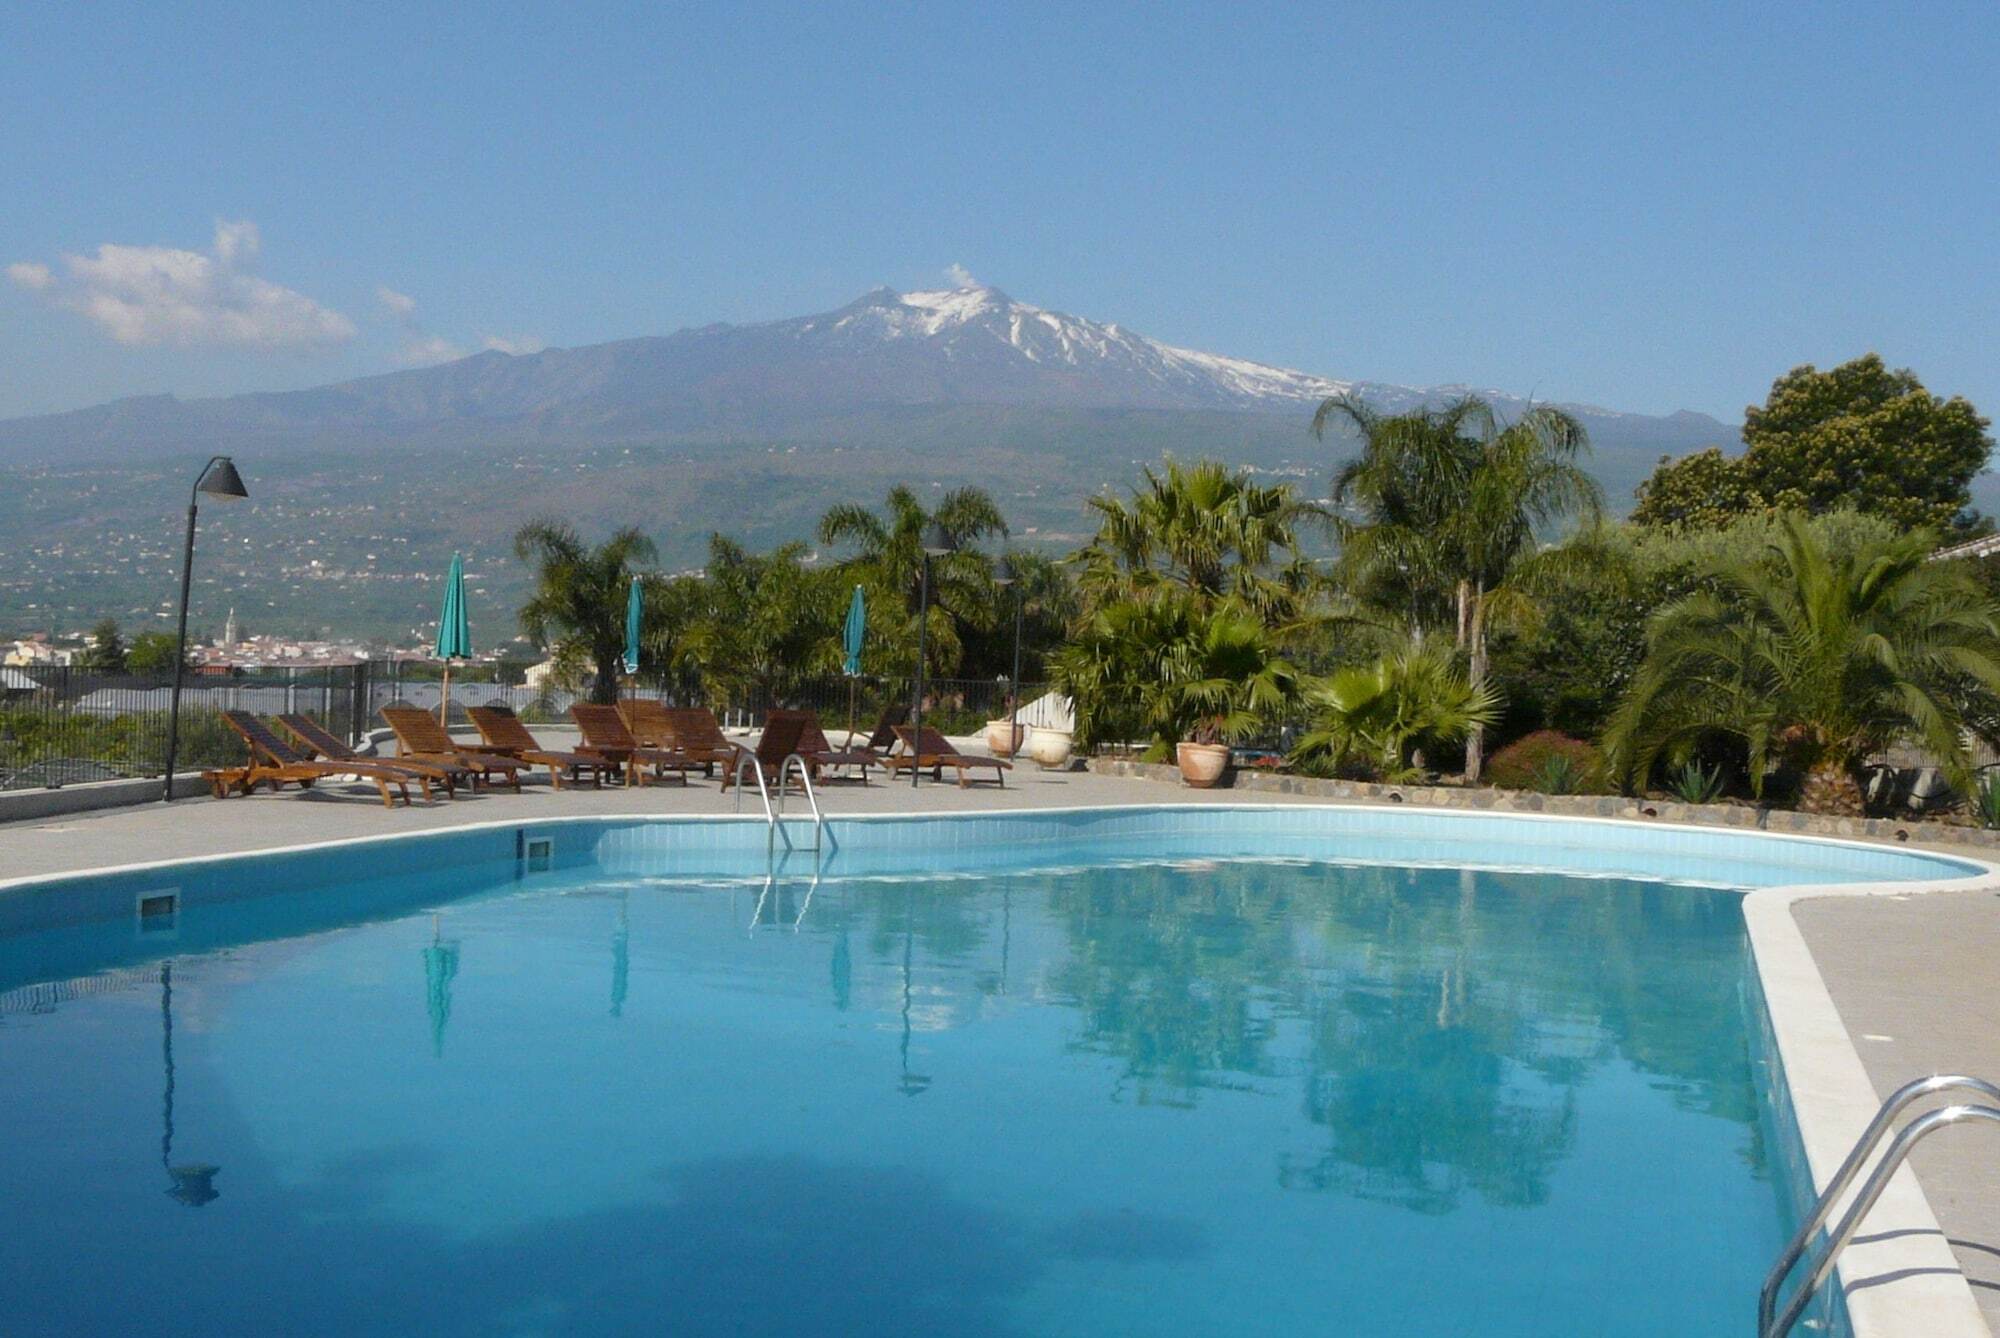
(623, 577, 643, 677)
(920, 521, 956, 557)
(195, 455, 249, 500)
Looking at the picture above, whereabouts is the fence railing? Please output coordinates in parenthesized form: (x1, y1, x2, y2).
(0, 663, 1054, 790)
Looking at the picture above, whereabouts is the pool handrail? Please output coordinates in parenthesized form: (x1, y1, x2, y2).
(1761, 1074, 2000, 1337)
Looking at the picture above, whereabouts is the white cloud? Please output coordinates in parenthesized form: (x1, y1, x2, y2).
(480, 333, 544, 356)
(376, 286, 418, 319)
(398, 334, 466, 366)
(12, 220, 353, 348)
(6, 261, 53, 291)
(945, 262, 981, 289)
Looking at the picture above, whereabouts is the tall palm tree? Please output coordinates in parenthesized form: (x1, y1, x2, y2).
(817, 485, 1008, 677)
(1604, 513, 2000, 814)
(513, 520, 657, 704)
(1314, 394, 1601, 778)
(1072, 459, 1325, 624)
(671, 535, 844, 707)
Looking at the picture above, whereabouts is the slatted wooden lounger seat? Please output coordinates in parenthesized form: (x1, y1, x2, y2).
(718, 713, 809, 792)
(886, 725, 1012, 788)
(216, 710, 429, 808)
(765, 708, 878, 784)
(570, 703, 700, 786)
(277, 712, 473, 797)
(379, 706, 525, 792)
(465, 705, 616, 790)
(617, 698, 728, 774)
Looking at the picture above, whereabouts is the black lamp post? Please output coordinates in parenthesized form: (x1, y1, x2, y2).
(162, 456, 248, 802)
(911, 521, 955, 789)
(994, 555, 1025, 755)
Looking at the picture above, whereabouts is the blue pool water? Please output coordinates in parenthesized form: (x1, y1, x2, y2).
(1, 809, 1972, 1335)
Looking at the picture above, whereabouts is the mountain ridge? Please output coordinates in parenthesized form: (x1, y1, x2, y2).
(0, 284, 1734, 462)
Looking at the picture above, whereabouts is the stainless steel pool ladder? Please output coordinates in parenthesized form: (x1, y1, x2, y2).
(731, 750, 823, 855)
(1760, 1073, 2000, 1338)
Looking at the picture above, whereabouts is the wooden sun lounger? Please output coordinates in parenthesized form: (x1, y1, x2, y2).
(886, 725, 1012, 788)
(625, 704, 738, 778)
(719, 712, 809, 792)
(766, 708, 877, 783)
(216, 710, 426, 808)
(855, 703, 909, 757)
(379, 706, 525, 792)
(278, 713, 472, 797)
(466, 705, 615, 790)
(570, 703, 699, 786)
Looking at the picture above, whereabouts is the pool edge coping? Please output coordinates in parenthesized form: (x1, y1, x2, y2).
(2, 798, 1993, 1335)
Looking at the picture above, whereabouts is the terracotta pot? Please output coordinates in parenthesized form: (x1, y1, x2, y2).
(1176, 741, 1231, 789)
(1027, 727, 1074, 770)
(985, 719, 1026, 758)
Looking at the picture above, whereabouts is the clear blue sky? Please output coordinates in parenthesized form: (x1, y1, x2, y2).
(2, 1, 1995, 425)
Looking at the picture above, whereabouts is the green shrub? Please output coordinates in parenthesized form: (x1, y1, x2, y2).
(1485, 730, 1602, 793)
(1973, 773, 2000, 830)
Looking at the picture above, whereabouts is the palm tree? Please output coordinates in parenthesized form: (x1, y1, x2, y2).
(1314, 395, 1601, 778)
(1051, 594, 1301, 757)
(817, 485, 1008, 677)
(671, 535, 844, 707)
(513, 520, 657, 704)
(1072, 459, 1325, 624)
(1289, 640, 1499, 782)
(1603, 513, 2000, 814)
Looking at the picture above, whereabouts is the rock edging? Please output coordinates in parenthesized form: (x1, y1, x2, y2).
(1086, 757, 2000, 851)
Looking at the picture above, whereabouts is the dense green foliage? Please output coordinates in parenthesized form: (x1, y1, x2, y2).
(1604, 514, 2000, 812)
(77, 618, 127, 673)
(1290, 642, 1498, 782)
(1634, 355, 1993, 533)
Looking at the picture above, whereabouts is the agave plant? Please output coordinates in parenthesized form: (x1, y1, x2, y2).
(1973, 772, 2000, 831)
(1662, 758, 1726, 805)
(1289, 642, 1499, 782)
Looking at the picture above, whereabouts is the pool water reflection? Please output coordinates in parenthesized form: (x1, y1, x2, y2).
(1, 856, 1785, 1336)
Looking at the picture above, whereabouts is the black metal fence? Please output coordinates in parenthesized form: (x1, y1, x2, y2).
(0, 663, 1056, 790)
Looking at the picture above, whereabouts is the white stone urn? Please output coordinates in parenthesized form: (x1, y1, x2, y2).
(985, 719, 1026, 758)
(1028, 726, 1074, 770)
(1175, 741, 1231, 788)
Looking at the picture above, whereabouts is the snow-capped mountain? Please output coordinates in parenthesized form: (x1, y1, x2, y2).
(800, 284, 1353, 411)
(0, 283, 1729, 464)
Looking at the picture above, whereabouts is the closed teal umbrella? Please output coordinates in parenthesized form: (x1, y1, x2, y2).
(433, 552, 472, 721)
(622, 577, 643, 687)
(841, 585, 867, 742)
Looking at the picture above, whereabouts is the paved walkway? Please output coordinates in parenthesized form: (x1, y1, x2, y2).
(1793, 890, 2000, 1331)
(2, 752, 1319, 882)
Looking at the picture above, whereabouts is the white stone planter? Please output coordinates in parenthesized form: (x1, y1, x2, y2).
(1028, 727, 1074, 770)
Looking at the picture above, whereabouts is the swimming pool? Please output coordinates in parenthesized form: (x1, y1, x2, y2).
(0, 807, 1982, 1335)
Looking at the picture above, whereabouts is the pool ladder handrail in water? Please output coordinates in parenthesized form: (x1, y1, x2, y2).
(731, 751, 823, 856)
(1760, 1073, 2000, 1338)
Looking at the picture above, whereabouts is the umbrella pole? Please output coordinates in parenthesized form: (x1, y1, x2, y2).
(847, 676, 858, 747)
(439, 662, 451, 724)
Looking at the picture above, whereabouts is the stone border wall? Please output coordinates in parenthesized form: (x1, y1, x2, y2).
(1087, 757, 2000, 852)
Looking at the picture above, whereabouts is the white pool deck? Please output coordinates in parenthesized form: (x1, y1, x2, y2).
(4, 743, 1997, 1337)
